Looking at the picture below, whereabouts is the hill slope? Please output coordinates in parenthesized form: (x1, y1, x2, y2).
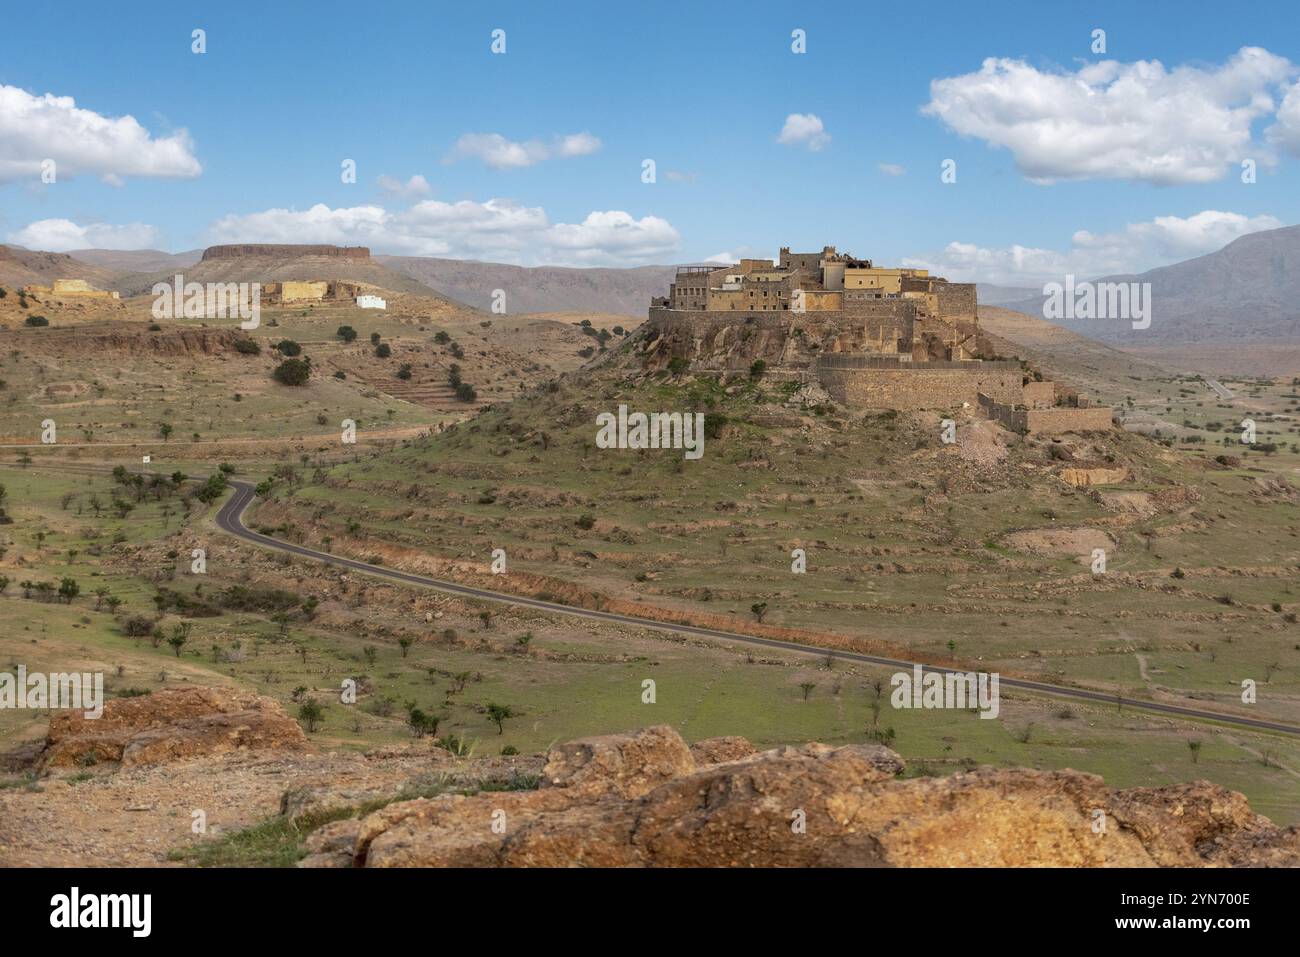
(116, 244, 450, 299)
(377, 255, 675, 316)
(0, 245, 122, 291)
(68, 248, 202, 273)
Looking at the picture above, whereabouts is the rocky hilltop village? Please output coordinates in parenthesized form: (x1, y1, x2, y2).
(641, 246, 1113, 435)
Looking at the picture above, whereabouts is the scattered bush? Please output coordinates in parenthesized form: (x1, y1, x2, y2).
(272, 357, 312, 386)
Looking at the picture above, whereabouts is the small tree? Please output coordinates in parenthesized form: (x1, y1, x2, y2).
(751, 601, 768, 624)
(667, 356, 689, 377)
(58, 577, 80, 603)
(486, 702, 516, 734)
(159, 422, 174, 441)
(407, 706, 441, 738)
(398, 636, 413, 658)
(1188, 739, 1202, 764)
(298, 699, 324, 733)
(800, 681, 816, 701)
(336, 325, 358, 342)
(272, 357, 312, 386)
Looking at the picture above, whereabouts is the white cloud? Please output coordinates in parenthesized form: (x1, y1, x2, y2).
(901, 210, 1283, 286)
(777, 113, 830, 151)
(878, 163, 906, 176)
(923, 47, 1297, 184)
(376, 174, 431, 199)
(7, 218, 159, 252)
(1267, 78, 1300, 156)
(444, 131, 602, 169)
(553, 132, 602, 158)
(204, 199, 679, 266)
(0, 84, 201, 185)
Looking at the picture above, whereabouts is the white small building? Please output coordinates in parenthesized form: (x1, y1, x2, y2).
(356, 294, 386, 310)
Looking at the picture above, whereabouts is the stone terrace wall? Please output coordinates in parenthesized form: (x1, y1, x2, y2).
(978, 393, 1113, 433)
(1025, 407, 1114, 433)
(817, 357, 1022, 410)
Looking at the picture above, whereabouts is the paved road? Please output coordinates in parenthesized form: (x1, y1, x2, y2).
(215, 479, 1300, 737)
(1205, 378, 1235, 401)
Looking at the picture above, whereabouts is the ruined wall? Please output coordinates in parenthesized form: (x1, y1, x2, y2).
(978, 392, 1113, 433)
(1024, 407, 1114, 433)
(935, 282, 977, 322)
(279, 281, 328, 301)
(817, 357, 1022, 410)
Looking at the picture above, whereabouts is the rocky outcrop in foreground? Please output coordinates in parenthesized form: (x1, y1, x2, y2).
(300, 725, 1299, 868)
(41, 687, 308, 769)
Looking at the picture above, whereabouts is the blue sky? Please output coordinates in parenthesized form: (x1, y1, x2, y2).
(2, 0, 1299, 283)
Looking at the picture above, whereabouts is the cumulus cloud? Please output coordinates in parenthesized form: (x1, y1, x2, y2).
(1266, 78, 1300, 156)
(923, 47, 1297, 184)
(376, 174, 431, 199)
(777, 113, 830, 151)
(444, 131, 602, 169)
(0, 84, 201, 185)
(205, 199, 679, 266)
(7, 218, 159, 252)
(901, 210, 1283, 286)
(878, 163, 906, 176)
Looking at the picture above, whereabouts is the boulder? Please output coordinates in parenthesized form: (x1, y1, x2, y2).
(41, 686, 308, 769)
(300, 726, 1299, 868)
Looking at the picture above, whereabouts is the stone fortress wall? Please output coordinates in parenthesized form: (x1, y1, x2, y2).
(816, 356, 1022, 409)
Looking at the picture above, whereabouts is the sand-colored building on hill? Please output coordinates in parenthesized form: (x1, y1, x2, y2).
(648, 245, 1112, 434)
(24, 279, 119, 300)
(263, 280, 363, 303)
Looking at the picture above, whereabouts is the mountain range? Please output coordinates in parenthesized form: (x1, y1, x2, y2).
(3, 224, 1298, 342)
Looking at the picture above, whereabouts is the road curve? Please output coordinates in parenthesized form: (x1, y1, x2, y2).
(215, 480, 1300, 737)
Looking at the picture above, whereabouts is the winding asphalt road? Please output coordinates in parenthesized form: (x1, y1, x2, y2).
(215, 479, 1300, 737)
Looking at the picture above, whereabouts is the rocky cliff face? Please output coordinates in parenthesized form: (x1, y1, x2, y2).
(299, 725, 1299, 868)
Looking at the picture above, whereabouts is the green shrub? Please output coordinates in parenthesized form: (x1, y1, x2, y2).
(272, 358, 311, 386)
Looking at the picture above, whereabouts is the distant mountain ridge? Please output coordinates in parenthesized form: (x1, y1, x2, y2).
(0, 244, 122, 291)
(68, 248, 202, 273)
(998, 224, 1300, 343)
(8, 225, 1300, 341)
(111, 245, 448, 299)
(376, 255, 676, 316)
